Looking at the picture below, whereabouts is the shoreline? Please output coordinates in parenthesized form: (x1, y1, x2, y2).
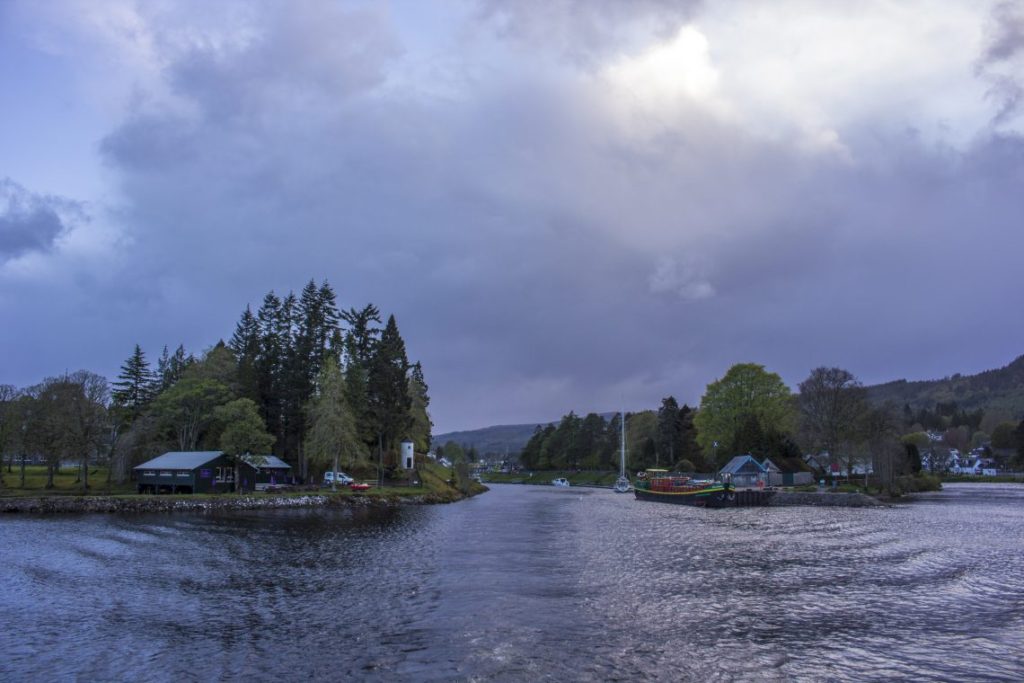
(767, 490, 885, 507)
(486, 480, 889, 507)
(485, 481, 888, 507)
(0, 488, 484, 515)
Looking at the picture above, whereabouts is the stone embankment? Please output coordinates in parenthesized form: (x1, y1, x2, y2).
(767, 491, 884, 507)
(0, 491, 464, 515)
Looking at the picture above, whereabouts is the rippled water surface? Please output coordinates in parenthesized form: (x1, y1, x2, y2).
(2, 483, 1023, 681)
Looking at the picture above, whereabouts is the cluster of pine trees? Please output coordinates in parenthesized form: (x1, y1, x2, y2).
(518, 398, 707, 472)
(901, 402, 985, 433)
(30, 279, 432, 484)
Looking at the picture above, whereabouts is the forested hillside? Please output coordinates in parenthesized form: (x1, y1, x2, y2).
(434, 413, 618, 458)
(432, 423, 551, 457)
(866, 355, 1024, 424)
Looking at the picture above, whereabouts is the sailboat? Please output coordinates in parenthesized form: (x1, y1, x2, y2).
(614, 411, 631, 493)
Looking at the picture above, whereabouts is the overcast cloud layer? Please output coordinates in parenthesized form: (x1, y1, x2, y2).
(1, 0, 1023, 432)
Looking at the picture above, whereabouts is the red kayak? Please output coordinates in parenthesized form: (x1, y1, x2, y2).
(349, 483, 372, 491)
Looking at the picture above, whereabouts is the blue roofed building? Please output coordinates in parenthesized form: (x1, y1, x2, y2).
(719, 454, 768, 489)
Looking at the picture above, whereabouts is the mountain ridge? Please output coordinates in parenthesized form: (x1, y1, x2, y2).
(435, 355, 1024, 455)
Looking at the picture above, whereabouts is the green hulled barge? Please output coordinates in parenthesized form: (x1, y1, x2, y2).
(633, 470, 737, 508)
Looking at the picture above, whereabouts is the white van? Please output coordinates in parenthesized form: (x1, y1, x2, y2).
(323, 471, 354, 486)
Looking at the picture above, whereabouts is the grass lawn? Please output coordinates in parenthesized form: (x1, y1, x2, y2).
(0, 465, 135, 497)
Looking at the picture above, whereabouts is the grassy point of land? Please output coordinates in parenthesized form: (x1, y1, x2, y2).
(0, 460, 485, 502)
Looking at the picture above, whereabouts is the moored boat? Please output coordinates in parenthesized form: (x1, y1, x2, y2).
(633, 470, 735, 508)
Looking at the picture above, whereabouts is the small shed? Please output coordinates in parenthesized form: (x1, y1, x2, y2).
(238, 454, 292, 491)
(134, 451, 233, 494)
(719, 454, 768, 489)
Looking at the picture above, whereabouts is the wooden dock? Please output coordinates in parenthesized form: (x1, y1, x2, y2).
(728, 489, 775, 506)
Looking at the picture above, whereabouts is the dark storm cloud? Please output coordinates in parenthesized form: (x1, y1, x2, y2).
(0, 178, 81, 262)
(5, 1, 1024, 433)
(978, 2, 1024, 123)
(983, 1, 1024, 62)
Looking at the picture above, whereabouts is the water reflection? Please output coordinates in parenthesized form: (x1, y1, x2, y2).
(1, 484, 1023, 681)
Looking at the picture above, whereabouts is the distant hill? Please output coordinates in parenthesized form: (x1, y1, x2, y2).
(433, 412, 617, 456)
(432, 422, 551, 457)
(865, 354, 1024, 421)
(438, 356, 1024, 455)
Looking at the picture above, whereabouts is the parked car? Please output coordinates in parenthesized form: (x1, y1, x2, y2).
(323, 471, 354, 486)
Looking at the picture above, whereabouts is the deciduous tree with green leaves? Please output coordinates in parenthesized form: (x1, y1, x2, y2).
(151, 377, 232, 451)
(694, 363, 795, 467)
(305, 357, 362, 488)
(0, 384, 16, 487)
(798, 367, 867, 474)
(215, 397, 274, 493)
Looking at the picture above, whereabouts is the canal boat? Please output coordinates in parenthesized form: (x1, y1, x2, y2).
(633, 470, 735, 507)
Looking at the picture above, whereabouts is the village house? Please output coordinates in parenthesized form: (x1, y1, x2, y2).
(134, 451, 293, 494)
(134, 451, 234, 494)
(719, 455, 767, 489)
(238, 454, 292, 491)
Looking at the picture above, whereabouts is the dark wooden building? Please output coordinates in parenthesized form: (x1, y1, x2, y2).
(237, 455, 292, 492)
(134, 451, 234, 494)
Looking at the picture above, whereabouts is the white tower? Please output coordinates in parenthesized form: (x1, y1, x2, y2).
(400, 440, 415, 470)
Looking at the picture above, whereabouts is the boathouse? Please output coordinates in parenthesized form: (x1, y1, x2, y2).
(719, 455, 768, 489)
(238, 454, 292, 492)
(134, 451, 234, 494)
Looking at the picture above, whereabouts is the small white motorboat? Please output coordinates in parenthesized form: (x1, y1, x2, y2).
(552, 477, 571, 487)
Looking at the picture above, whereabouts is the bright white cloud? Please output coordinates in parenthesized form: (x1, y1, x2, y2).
(590, 0, 1009, 160)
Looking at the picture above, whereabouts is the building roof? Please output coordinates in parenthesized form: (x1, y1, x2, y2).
(720, 454, 767, 475)
(240, 454, 291, 470)
(134, 451, 224, 470)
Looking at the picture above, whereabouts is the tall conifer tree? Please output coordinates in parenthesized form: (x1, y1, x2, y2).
(229, 305, 261, 401)
(367, 314, 411, 451)
(112, 344, 156, 422)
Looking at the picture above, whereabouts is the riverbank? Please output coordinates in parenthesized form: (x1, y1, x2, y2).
(0, 486, 486, 514)
(768, 490, 884, 507)
(1, 459, 487, 514)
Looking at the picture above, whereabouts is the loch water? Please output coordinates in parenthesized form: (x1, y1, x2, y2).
(1, 483, 1023, 682)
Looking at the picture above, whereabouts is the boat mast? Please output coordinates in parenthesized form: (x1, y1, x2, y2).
(614, 410, 630, 493)
(620, 410, 626, 478)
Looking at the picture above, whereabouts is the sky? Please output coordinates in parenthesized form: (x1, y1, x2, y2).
(1, 0, 1023, 434)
